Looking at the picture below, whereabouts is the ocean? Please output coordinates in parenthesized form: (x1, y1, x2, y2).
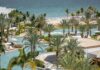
(0, 0, 100, 18)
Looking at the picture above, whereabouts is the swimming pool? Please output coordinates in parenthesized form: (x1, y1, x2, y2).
(44, 28, 98, 36)
(1, 36, 48, 70)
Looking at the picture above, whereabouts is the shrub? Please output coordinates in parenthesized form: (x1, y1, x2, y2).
(95, 32, 100, 35)
(35, 59, 45, 68)
(91, 35, 97, 39)
(46, 47, 54, 52)
(27, 51, 39, 58)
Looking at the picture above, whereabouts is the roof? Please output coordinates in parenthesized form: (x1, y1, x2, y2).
(63, 36, 100, 49)
(77, 38, 100, 48)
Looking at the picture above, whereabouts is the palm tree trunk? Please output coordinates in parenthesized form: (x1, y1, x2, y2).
(31, 44, 33, 53)
(89, 29, 92, 36)
(68, 26, 70, 35)
(63, 28, 65, 36)
(71, 26, 74, 32)
(7, 26, 9, 42)
(87, 30, 89, 38)
(81, 32, 84, 38)
(48, 32, 51, 47)
(75, 26, 77, 35)
(56, 51, 59, 69)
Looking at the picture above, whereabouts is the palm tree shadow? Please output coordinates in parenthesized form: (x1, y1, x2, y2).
(44, 55, 57, 64)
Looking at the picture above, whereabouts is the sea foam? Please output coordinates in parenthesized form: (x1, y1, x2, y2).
(0, 6, 14, 14)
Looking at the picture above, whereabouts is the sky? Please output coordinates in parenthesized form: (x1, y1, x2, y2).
(0, 0, 100, 9)
(0, 0, 100, 17)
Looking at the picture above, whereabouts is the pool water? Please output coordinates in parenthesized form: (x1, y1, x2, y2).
(44, 28, 98, 36)
(1, 36, 48, 70)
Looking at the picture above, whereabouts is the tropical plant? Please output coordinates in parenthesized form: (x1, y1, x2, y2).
(24, 27, 39, 52)
(61, 19, 67, 35)
(43, 24, 55, 46)
(8, 48, 36, 70)
(97, 18, 100, 31)
(59, 37, 100, 70)
(79, 24, 86, 38)
(69, 18, 79, 35)
(0, 14, 5, 69)
(50, 35, 63, 69)
(35, 14, 46, 35)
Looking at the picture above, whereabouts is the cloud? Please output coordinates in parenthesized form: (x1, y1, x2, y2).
(0, 6, 14, 14)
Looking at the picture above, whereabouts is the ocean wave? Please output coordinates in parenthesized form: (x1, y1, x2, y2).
(0, 6, 14, 14)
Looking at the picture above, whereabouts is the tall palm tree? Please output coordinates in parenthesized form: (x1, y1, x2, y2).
(0, 14, 5, 69)
(0, 14, 5, 41)
(80, 8, 84, 19)
(79, 24, 86, 38)
(65, 9, 69, 19)
(96, 11, 100, 31)
(50, 36, 63, 69)
(35, 14, 46, 35)
(43, 24, 55, 46)
(61, 19, 67, 35)
(24, 27, 39, 53)
(5, 18, 11, 41)
(70, 13, 75, 32)
(69, 17, 79, 35)
(22, 14, 27, 32)
(97, 18, 100, 31)
(86, 6, 96, 36)
(85, 9, 91, 37)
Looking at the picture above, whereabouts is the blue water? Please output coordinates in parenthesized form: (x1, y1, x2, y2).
(1, 36, 48, 70)
(0, 0, 100, 17)
(44, 28, 98, 36)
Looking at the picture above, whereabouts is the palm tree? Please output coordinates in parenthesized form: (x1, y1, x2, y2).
(22, 14, 27, 32)
(65, 9, 69, 19)
(61, 19, 67, 35)
(35, 14, 46, 35)
(24, 59, 36, 70)
(5, 18, 11, 41)
(97, 18, 100, 31)
(85, 6, 96, 36)
(0, 14, 5, 41)
(50, 36, 63, 69)
(24, 27, 39, 53)
(76, 10, 80, 16)
(80, 8, 84, 19)
(70, 13, 75, 32)
(0, 14, 5, 69)
(59, 38, 85, 70)
(69, 17, 79, 35)
(85, 10, 91, 37)
(8, 48, 36, 70)
(30, 14, 36, 27)
(79, 25, 86, 38)
(74, 19, 79, 35)
(96, 11, 100, 31)
(43, 24, 55, 46)
(8, 48, 26, 70)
